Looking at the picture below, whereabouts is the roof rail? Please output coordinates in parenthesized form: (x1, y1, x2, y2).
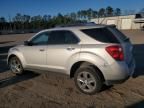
(55, 22, 97, 28)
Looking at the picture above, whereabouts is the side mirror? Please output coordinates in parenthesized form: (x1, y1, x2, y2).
(24, 41, 32, 46)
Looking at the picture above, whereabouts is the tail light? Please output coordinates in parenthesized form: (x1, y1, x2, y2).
(106, 45, 124, 61)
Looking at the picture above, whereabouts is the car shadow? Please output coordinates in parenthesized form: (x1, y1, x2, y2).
(101, 84, 113, 92)
(127, 100, 144, 108)
(0, 45, 15, 73)
(0, 59, 8, 73)
(0, 45, 15, 54)
(0, 71, 40, 88)
(0, 54, 7, 60)
(133, 44, 144, 78)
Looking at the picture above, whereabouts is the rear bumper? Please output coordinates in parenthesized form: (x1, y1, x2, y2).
(103, 59, 135, 85)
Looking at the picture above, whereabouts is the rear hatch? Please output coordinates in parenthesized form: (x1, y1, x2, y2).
(108, 27, 133, 65)
(81, 26, 133, 65)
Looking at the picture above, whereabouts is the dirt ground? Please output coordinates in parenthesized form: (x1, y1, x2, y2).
(0, 30, 144, 108)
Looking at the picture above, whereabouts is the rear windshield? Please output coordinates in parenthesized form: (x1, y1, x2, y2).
(81, 27, 120, 43)
(109, 27, 128, 41)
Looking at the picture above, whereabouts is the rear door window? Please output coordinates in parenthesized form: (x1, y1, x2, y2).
(48, 30, 79, 45)
(81, 27, 120, 43)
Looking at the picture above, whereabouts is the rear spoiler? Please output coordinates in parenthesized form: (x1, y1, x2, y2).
(106, 24, 116, 28)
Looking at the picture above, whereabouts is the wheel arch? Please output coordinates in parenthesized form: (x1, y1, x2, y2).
(68, 52, 108, 81)
(70, 61, 105, 82)
(8, 52, 26, 68)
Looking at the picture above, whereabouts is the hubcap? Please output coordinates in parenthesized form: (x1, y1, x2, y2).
(77, 71, 96, 93)
(10, 58, 21, 73)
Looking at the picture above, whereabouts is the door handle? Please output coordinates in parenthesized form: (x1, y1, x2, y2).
(39, 49, 45, 51)
(66, 47, 75, 51)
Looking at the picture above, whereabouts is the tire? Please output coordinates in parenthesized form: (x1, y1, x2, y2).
(9, 56, 24, 75)
(74, 65, 103, 95)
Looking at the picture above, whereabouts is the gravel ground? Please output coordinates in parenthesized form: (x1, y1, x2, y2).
(0, 30, 144, 108)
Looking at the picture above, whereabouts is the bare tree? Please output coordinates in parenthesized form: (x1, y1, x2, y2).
(114, 8, 121, 16)
(98, 8, 105, 17)
(106, 6, 114, 17)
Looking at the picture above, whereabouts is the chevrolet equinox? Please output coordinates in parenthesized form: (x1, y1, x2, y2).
(7, 24, 135, 94)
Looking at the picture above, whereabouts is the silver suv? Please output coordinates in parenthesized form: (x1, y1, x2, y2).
(7, 25, 135, 94)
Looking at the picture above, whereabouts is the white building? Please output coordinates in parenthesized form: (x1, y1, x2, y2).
(91, 14, 144, 30)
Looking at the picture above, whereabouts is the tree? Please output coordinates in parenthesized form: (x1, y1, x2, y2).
(31, 15, 43, 29)
(87, 8, 93, 20)
(0, 17, 6, 30)
(22, 15, 30, 22)
(0, 17, 6, 23)
(98, 8, 105, 17)
(77, 11, 81, 19)
(81, 10, 88, 20)
(70, 12, 77, 20)
(114, 8, 121, 16)
(0, 7, 124, 33)
(21, 15, 30, 29)
(106, 6, 114, 17)
(14, 13, 22, 22)
(13, 13, 23, 30)
(92, 11, 98, 18)
(139, 8, 144, 17)
(76, 10, 86, 20)
(43, 15, 51, 21)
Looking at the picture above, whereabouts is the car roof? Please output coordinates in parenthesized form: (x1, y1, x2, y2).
(41, 24, 112, 32)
